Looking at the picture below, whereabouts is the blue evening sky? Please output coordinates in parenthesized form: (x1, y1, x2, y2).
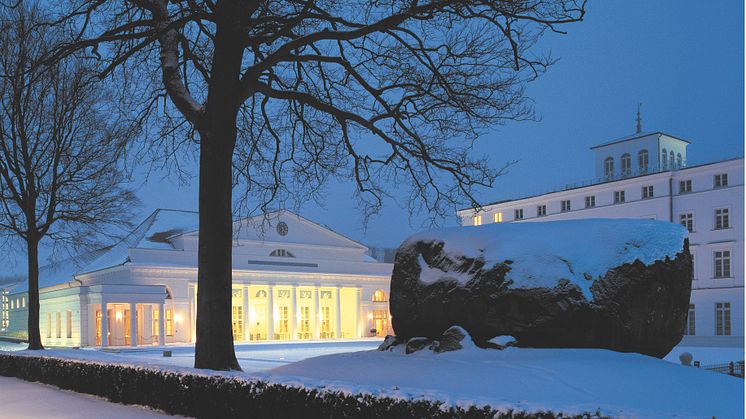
(2, 0, 744, 274)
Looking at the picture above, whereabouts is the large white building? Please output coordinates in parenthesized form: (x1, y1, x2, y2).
(1, 210, 394, 347)
(458, 131, 744, 347)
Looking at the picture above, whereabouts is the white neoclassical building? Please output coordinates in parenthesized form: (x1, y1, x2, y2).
(1, 210, 394, 347)
(458, 131, 744, 347)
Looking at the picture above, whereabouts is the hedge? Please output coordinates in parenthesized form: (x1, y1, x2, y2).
(0, 354, 606, 419)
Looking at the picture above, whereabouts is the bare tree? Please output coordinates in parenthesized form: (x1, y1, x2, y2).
(42, 0, 585, 369)
(0, 5, 139, 350)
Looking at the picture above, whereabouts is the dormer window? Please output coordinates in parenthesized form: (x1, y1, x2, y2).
(270, 249, 295, 257)
(670, 151, 675, 169)
(661, 148, 667, 169)
(638, 150, 648, 174)
(604, 157, 614, 178)
(676, 153, 682, 168)
(620, 154, 631, 177)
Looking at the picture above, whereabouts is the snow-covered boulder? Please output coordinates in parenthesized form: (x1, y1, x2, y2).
(389, 219, 692, 358)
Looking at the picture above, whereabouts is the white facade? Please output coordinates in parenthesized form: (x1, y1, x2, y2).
(458, 132, 743, 347)
(2, 210, 394, 347)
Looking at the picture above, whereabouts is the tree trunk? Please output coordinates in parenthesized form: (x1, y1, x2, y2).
(26, 235, 43, 350)
(193, 5, 244, 371)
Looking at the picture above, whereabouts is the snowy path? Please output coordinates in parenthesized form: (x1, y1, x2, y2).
(0, 376, 182, 418)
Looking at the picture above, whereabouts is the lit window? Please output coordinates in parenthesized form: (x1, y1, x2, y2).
(472, 215, 482, 226)
(638, 150, 649, 173)
(560, 200, 571, 212)
(21, 297, 25, 308)
(613, 190, 625, 204)
(684, 304, 695, 335)
(66, 311, 72, 339)
(714, 251, 731, 278)
(679, 213, 693, 232)
(715, 208, 730, 230)
(604, 157, 614, 178)
(46, 313, 51, 339)
(679, 180, 692, 193)
(372, 289, 388, 302)
(165, 309, 174, 336)
(620, 154, 631, 177)
(536, 205, 546, 217)
(642, 185, 654, 199)
(56, 312, 61, 339)
(661, 148, 668, 169)
(493, 212, 503, 223)
(714, 174, 728, 188)
(514, 209, 523, 220)
(715, 302, 731, 336)
(270, 249, 295, 257)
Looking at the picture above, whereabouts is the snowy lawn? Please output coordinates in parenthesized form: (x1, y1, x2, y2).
(263, 345, 744, 418)
(664, 344, 744, 365)
(0, 375, 180, 418)
(4, 339, 381, 372)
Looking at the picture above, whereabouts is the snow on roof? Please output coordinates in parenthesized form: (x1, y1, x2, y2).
(589, 131, 690, 150)
(79, 209, 198, 275)
(407, 218, 688, 300)
(7, 247, 111, 294)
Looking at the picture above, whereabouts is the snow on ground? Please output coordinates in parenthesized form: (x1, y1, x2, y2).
(5, 339, 381, 373)
(265, 345, 743, 418)
(0, 341, 26, 352)
(0, 376, 180, 418)
(411, 219, 687, 300)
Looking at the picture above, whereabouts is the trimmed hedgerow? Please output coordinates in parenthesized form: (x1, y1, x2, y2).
(0, 354, 606, 419)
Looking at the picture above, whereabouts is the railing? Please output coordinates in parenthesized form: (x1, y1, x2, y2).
(551, 161, 689, 193)
(692, 360, 745, 378)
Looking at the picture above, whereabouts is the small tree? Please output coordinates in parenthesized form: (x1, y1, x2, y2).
(0, 5, 139, 350)
(44, 0, 586, 369)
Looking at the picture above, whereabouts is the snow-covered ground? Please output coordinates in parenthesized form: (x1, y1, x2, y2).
(264, 345, 744, 418)
(3, 339, 381, 372)
(665, 344, 744, 365)
(0, 376, 179, 418)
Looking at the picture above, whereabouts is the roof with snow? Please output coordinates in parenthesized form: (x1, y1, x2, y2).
(589, 131, 689, 150)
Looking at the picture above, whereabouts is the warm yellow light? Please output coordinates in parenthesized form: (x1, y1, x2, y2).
(367, 313, 373, 320)
(249, 308, 256, 322)
(473, 215, 482, 226)
(174, 313, 182, 323)
(115, 311, 122, 321)
(494, 212, 503, 223)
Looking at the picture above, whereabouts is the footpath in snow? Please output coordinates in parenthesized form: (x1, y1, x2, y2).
(0, 375, 179, 419)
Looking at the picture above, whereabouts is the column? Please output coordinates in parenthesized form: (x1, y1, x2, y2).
(267, 285, 274, 340)
(129, 303, 137, 347)
(313, 287, 320, 339)
(290, 286, 297, 340)
(100, 299, 108, 347)
(158, 302, 165, 346)
(335, 287, 342, 339)
(242, 286, 250, 342)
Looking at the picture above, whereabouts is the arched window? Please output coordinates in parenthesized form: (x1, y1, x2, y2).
(676, 153, 683, 168)
(372, 289, 388, 302)
(620, 154, 631, 177)
(270, 249, 295, 257)
(638, 150, 649, 174)
(604, 157, 614, 178)
(669, 151, 675, 169)
(255, 290, 267, 298)
(662, 148, 668, 169)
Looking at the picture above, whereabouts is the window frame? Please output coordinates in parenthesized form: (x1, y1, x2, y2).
(679, 179, 692, 194)
(613, 190, 625, 204)
(715, 302, 731, 336)
(714, 208, 730, 230)
(584, 195, 595, 208)
(620, 153, 631, 176)
(604, 157, 614, 178)
(638, 149, 649, 174)
(641, 185, 654, 199)
(714, 250, 732, 278)
(536, 205, 546, 217)
(514, 208, 523, 220)
(714, 173, 728, 188)
(560, 200, 571, 212)
(679, 212, 694, 233)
